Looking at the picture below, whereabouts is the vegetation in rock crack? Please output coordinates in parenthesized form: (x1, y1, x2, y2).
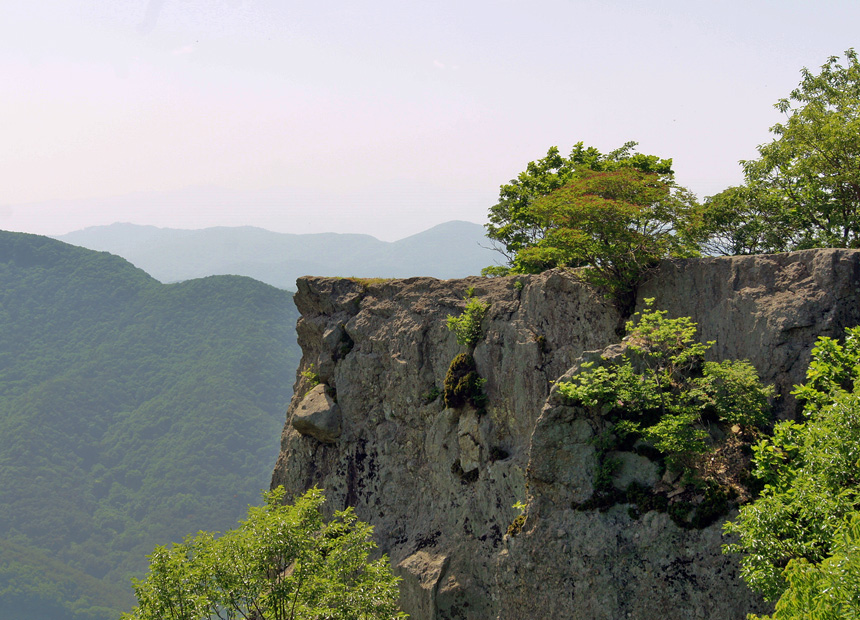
(558, 300, 773, 524)
(300, 364, 321, 395)
(443, 294, 490, 411)
(725, 326, 860, 607)
(123, 486, 407, 620)
(446, 293, 490, 348)
(506, 502, 528, 538)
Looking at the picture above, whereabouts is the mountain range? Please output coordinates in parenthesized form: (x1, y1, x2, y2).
(56, 220, 502, 289)
(0, 231, 300, 619)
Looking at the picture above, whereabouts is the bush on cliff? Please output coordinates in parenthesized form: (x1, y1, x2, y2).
(559, 300, 773, 472)
(725, 327, 860, 604)
(446, 294, 489, 348)
(558, 301, 773, 529)
(444, 353, 486, 410)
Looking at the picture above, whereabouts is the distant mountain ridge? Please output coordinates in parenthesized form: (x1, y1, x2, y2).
(56, 220, 501, 289)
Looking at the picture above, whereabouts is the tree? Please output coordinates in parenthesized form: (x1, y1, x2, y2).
(484, 142, 674, 269)
(751, 513, 860, 620)
(724, 327, 860, 603)
(122, 487, 406, 620)
(690, 186, 793, 256)
(512, 167, 698, 309)
(711, 49, 860, 252)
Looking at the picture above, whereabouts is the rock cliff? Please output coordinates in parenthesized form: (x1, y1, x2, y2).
(271, 249, 860, 619)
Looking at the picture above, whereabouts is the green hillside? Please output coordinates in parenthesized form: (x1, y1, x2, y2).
(0, 231, 300, 619)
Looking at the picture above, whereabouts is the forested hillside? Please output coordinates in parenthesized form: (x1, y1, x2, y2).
(0, 231, 300, 619)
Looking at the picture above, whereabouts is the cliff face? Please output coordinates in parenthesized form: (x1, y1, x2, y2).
(271, 249, 860, 619)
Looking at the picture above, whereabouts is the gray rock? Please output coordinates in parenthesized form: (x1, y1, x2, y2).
(610, 451, 660, 491)
(457, 409, 483, 473)
(272, 250, 860, 619)
(290, 384, 341, 443)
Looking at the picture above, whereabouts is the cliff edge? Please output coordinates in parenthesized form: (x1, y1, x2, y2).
(271, 249, 860, 619)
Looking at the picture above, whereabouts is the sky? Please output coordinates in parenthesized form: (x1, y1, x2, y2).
(1, 1, 858, 241)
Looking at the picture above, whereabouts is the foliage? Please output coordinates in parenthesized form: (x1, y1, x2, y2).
(0, 232, 301, 619)
(484, 141, 675, 269)
(690, 186, 792, 256)
(747, 49, 860, 248)
(300, 365, 321, 395)
(123, 487, 406, 620)
(558, 300, 773, 471)
(750, 513, 860, 620)
(446, 295, 490, 348)
(725, 326, 860, 602)
(443, 353, 486, 410)
(697, 50, 860, 253)
(500, 168, 697, 310)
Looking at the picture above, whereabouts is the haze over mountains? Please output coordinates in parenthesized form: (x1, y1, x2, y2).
(57, 220, 500, 289)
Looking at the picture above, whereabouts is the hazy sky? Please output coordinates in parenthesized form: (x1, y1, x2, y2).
(1, 1, 858, 240)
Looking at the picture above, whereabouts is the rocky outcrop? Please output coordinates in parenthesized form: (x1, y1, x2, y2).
(291, 384, 342, 443)
(271, 250, 860, 619)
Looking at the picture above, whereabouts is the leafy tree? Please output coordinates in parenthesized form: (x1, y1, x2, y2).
(484, 142, 674, 269)
(123, 487, 406, 620)
(699, 49, 860, 253)
(690, 186, 793, 256)
(512, 168, 698, 309)
(750, 513, 860, 620)
(724, 327, 860, 602)
(772, 515, 860, 619)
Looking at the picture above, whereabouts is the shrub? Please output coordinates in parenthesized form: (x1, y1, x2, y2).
(558, 300, 773, 474)
(443, 353, 486, 410)
(725, 326, 860, 603)
(446, 296, 490, 348)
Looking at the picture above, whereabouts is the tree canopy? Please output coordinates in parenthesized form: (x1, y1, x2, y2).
(123, 487, 406, 620)
(516, 167, 697, 306)
(697, 49, 860, 253)
(484, 141, 674, 268)
(483, 143, 697, 309)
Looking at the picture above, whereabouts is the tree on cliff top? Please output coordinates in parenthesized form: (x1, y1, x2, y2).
(513, 167, 698, 309)
(695, 49, 860, 253)
(484, 141, 675, 269)
(483, 142, 698, 311)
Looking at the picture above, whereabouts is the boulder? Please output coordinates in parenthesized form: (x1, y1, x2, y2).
(291, 384, 341, 443)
